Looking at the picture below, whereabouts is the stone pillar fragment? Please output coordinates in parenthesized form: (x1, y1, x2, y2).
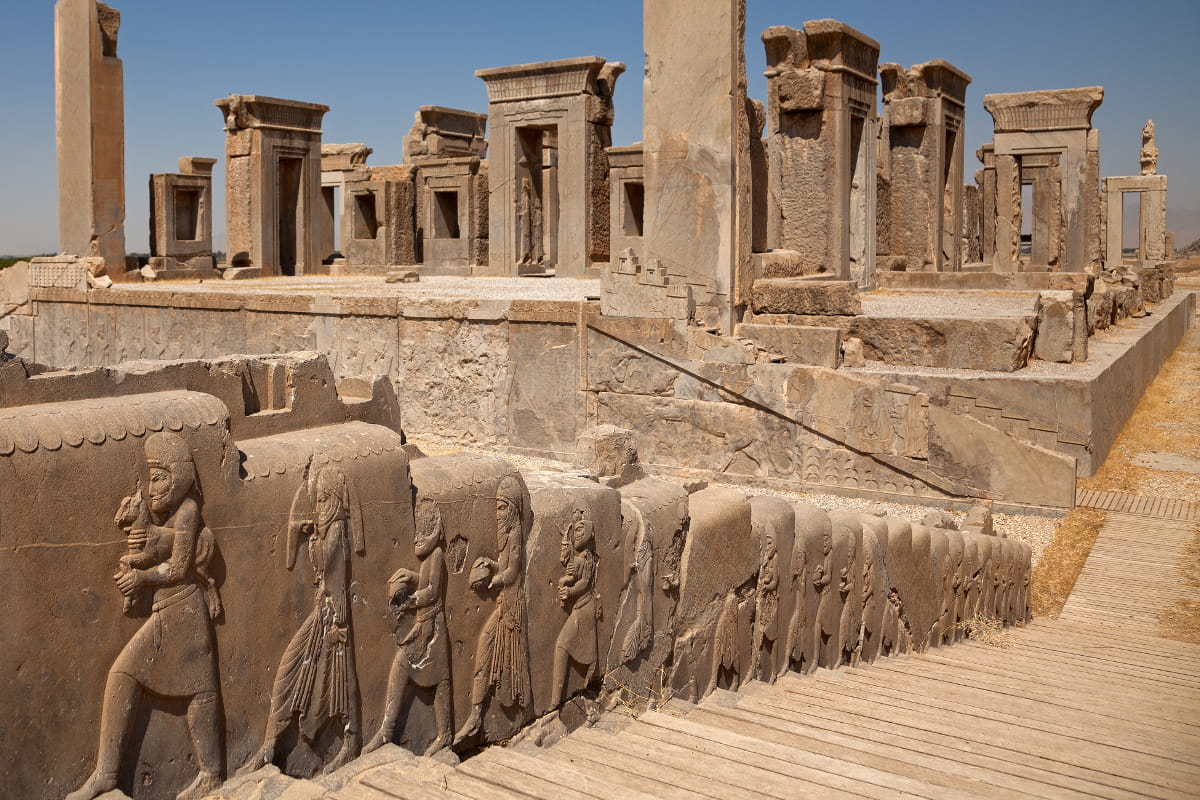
(477, 58, 623, 278)
(761, 20, 880, 284)
(642, 0, 751, 332)
(877, 60, 971, 273)
(148, 157, 216, 274)
(214, 95, 329, 276)
(55, 0, 126, 272)
(982, 87, 1103, 273)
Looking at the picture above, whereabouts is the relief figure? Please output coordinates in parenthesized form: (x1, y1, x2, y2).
(785, 543, 813, 674)
(453, 473, 532, 745)
(69, 432, 223, 800)
(366, 500, 452, 756)
(812, 531, 837, 668)
(242, 464, 365, 775)
(752, 527, 780, 681)
(839, 536, 860, 666)
(552, 508, 601, 706)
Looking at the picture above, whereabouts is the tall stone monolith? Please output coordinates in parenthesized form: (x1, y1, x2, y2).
(55, 0, 126, 272)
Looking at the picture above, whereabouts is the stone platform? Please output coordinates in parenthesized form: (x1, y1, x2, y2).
(3, 277, 1193, 509)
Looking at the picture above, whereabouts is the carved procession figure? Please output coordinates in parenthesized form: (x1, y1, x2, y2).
(786, 540, 813, 673)
(454, 473, 533, 745)
(812, 528, 837, 668)
(69, 432, 224, 800)
(243, 463, 365, 775)
(367, 499, 453, 756)
(839, 535, 861, 666)
(752, 525, 780, 681)
(552, 508, 601, 706)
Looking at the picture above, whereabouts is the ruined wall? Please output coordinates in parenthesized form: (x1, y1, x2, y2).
(0, 349, 1032, 799)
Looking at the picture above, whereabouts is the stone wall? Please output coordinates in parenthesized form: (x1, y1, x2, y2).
(0, 349, 1032, 799)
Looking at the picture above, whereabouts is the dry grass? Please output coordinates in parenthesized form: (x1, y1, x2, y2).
(956, 613, 1014, 648)
(1031, 507, 1107, 618)
(1079, 327, 1200, 501)
(1156, 525, 1200, 643)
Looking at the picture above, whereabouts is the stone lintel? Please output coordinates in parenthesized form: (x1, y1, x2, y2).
(321, 143, 373, 172)
(880, 59, 971, 107)
(983, 87, 1104, 133)
(1103, 174, 1167, 193)
(177, 156, 216, 175)
(475, 56, 612, 102)
(214, 94, 329, 133)
(605, 144, 644, 169)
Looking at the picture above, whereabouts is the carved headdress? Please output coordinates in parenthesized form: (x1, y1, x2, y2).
(286, 459, 365, 569)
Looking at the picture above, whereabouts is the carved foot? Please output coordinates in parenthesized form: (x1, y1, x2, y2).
(65, 771, 117, 800)
(423, 732, 451, 757)
(176, 770, 222, 800)
(452, 705, 482, 747)
(236, 743, 274, 777)
(322, 736, 360, 775)
(363, 729, 391, 754)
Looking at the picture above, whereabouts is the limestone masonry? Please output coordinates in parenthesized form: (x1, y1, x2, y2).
(0, 2, 1191, 799)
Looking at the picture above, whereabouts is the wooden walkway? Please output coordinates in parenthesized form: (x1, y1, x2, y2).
(1076, 489, 1200, 522)
(321, 508, 1200, 800)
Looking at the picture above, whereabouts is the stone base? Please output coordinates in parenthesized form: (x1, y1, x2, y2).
(751, 313, 1036, 372)
(749, 278, 862, 315)
(734, 323, 842, 367)
(221, 266, 262, 280)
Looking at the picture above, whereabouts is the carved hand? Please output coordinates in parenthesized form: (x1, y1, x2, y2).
(114, 566, 145, 596)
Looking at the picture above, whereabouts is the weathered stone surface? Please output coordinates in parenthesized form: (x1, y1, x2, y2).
(56, 0, 126, 273)
(749, 495, 795, 682)
(750, 278, 862, 315)
(1034, 290, 1074, 363)
(928, 404, 1076, 508)
(671, 486, 756, 700)
(734, 323, 842, 367)
(643, 0, 750, 331)
(761, 313, 1036, 371)
(574, 424, 640, 479)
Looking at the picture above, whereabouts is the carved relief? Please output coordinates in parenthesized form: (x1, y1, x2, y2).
(752, 522, 780, 681)
(552, 508, 601, 706)
(812, 524, 837, 668)
(859, 525, 885, 664)
(366, 499, 452, 756)
(68, 433, 224, 800)
(242, 462, 365, 776)
(453, 473, 532, 746)
(838, 533, 861, 666)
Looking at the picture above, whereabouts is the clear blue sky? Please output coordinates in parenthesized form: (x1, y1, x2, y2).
(2, 0, 1198, 254)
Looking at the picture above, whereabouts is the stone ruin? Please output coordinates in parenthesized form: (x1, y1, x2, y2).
(0, 1, 1192, 797)
(0, 346, 1031, 800)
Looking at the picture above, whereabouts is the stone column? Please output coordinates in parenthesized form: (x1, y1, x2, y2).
(1103, 177, 1123, 266)
(643, 0, 751, 331)
(977, 146, 996, 266)
(1143, 183, 1167, 261)
(55, 0, 126, 273)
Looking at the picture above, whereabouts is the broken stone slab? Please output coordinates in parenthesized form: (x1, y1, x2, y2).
(221, 266, 262, 280)
(687, 329, 757, 364)
(386, 269, 421, 284)
(750, 278, 862, 316)
(734, 323, 842, 368)
(842, 336, 865, 367)
(753, 250, 829, 279)
(574, 424, 642, 483)
(753, 313, 1036, 372)
(1034, 290, 1075, 363)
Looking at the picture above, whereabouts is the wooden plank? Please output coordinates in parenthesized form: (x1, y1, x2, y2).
(542, 740, 709, 800)
(735, 689, 1196, 800)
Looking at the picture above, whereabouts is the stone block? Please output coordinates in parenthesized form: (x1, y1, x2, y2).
(752, 249, 828, 279)
(750, 278, 862, 315)
(574, 424, 640, 479)
(928, 405, 1076, 508)
(734, 323, 842, 367)
(1034, 290, 1074, 363)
